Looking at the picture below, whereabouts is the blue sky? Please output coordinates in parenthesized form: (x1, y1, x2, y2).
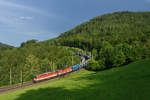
(0, 0, 150, 46)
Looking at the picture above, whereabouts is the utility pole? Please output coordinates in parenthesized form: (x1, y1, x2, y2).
(52, 61, 55, 71)
(72, 52, 74, 65)
(10, 68, 12, 85)
(20, 69, 23, 87)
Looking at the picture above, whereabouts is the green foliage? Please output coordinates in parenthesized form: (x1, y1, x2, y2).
(0, 43, 13, 51)
(143, 40, 150, 58)
(99, 43, 126, 68)
(86, 60, 105, 71)
(21, 39, 38, 47)
(92, 48, 98, 60)
(40, 58, 51, 72)
(0, 43, 13, 60)
(97, 59, 105, 70)
(23, 55, 40, 81)
(0, 45, 81, 86)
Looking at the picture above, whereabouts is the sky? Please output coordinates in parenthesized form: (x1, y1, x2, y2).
(0, 0, 150, 46)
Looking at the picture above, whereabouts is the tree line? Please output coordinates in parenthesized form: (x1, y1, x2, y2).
(0, 40, 81, 86)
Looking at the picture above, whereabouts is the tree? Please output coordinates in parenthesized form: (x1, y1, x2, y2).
(23, 55, 40, 81)
(143, 40, 150, 58)
(100, 43, 126, 68)
(21, 39, 38, 47)
(98, 59, 105, 70)
(40, 58, 51, 72)
(92, 48, 98, 60)
(86, 60, 105, 71)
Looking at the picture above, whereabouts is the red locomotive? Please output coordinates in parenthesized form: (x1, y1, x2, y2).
(33, 67, 72, 82)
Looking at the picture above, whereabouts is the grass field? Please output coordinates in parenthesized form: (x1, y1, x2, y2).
(0, 59, 150, 100)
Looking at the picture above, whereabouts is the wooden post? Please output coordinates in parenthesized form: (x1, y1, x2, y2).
(10, 68, 12, 85)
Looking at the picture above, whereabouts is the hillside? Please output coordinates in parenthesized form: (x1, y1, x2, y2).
(45, 11, 150, 48)
(43, 11, 150, 70)
(0, 42, 13, 65)
(0, 43, 13, 51)
(0, 59, 150, 100)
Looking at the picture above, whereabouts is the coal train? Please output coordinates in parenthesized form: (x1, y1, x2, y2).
(33, 52, 90, 82)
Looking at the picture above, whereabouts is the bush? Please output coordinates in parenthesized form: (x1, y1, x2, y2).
(98, 60, 105, 70)
(86, 60, 105, 71)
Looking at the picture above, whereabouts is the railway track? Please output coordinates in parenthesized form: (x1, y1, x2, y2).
(0, 69, 83, 94)
(0, 81, 33, 94)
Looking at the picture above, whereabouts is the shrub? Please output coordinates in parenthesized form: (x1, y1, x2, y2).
(86, 60, 105, 71)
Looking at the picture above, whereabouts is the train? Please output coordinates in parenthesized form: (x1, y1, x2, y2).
(33, 52, 90, 82)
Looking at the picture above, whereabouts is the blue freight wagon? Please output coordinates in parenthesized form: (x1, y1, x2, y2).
(71, 64, 80, 71)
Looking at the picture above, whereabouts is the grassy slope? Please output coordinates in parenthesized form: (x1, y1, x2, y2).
(0, 59, 150, 100)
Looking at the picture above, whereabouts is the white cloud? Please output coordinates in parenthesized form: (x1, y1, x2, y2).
(19, 16, 33, 20)
(0, 0, 54, 17)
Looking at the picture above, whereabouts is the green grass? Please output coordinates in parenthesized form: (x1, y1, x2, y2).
(0, 59, 150, 100)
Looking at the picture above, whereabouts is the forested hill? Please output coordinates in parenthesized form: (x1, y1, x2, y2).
(59, 11, 150, 38)
(50, 11, 150, 48)
(44, 11, 150, 70)
(0, 42, 13, 51)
